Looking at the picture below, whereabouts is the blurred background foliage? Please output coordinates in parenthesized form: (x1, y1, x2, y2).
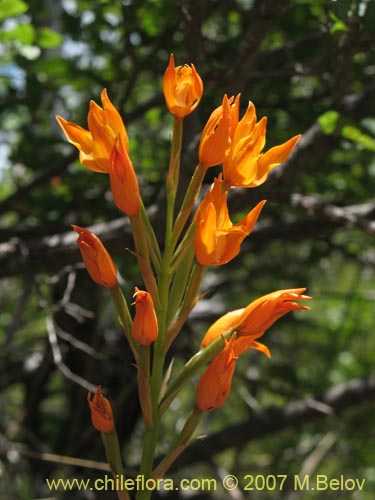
(0, 0, 374, 498)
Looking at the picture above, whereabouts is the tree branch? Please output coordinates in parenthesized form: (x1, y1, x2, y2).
(167, 376, 375, 471)
(1, 87, 373, 279)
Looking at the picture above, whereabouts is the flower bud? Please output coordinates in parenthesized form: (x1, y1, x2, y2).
(132, 287, 158, 346)
(163, 54, 203, 118)
(110, 135, 141, 217)
(87, 386, 114, 433)
(196, 335, 237, 412)
(72, 225, 117, 288)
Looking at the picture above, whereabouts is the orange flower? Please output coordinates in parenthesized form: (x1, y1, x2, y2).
(72, 225, 117, 288)
(132, 287, 158, 346)
(56, 89, 128, 173)
(201, 288, 311, 351)
(196, 335, 237, 412)
(223, 99, 301, 188)
(109, 135, 141, 216)
(232, 337, 271, 359)
(200, 309, 271, 358)
(163, 54, 203, 118)
(196, 289, 310, 412)
(198, 95, 231, 168)
(237, 288, 312, 337)
(194, 175, 266, 266)
(87, 386, 114, 433)
(201, 309, 243, 348)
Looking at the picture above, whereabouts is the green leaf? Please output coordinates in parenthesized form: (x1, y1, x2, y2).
(329, 13, 347, 34)
(341, 125, 375, 151)
(33, 57, 70, 78)
(0, 23, 35, 44)
(0, 0, 28, 21)
(37, 27, 63, 48)
(317, 110, 340, 134)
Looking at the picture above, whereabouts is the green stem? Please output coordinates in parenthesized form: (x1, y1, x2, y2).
(171, 163, 206, 250)
(102, 429, 130, 500)
(139, 198, 162, 272)
(179, 262, 206, 315)
(137, 345, 164, 499)
(165, 117, 184, 245)
(137, 349, 153, 429)
(152, 407, 203, 479)
(166, 243, 195, 327)
(110, 285, 139, 363)
(159, 327, 236, 414)
(170, 219, 196, 274)
(130, 213, 150, 269)
(136, 117, 185, 500)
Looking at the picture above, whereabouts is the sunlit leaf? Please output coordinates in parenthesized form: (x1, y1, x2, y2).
(0, 23, 35, 44)
(37, 27, 63, 48)
(342, 125, 375, 151)
(0, 0, 28, 21)
(317, 110, 340, 134)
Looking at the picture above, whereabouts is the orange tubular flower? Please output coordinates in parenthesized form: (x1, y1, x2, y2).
(194, 175, 266, 266)
(110, 135, 141, 216)
(237, 288, 312, 337)
(87, 386, 115, 433)
(223, 99, 301, 188)
(198, 95, 231, 168)
(201, 309, 243, 348)
(196, 335, 237, 412)
(56, 89, 129, 173)
(72, 225, 117, 288)
(132, 287, 158, 346)
(163, 54, 203, 118)
(201, 288, 311, 350)
(200, 308, 271, 358)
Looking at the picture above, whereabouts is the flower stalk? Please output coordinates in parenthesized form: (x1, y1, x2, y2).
(102, 430, 130, 500)
(58, 54, 310, 500)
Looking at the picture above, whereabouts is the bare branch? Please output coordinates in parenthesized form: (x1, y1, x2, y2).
(46, 315, 97, 392)
(167, 376, 375, 471)
(292, 194, 375, 236)
(0, 88, 373, 279)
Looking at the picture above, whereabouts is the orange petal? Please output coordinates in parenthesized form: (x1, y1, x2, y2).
(56, 115, 92, 154)
(201, 309, 244, 348)
(196, 335, 237, 412)
(258, 134, 301, 173)
(101, 88, 129, 151)
(194, 202, 218, 266)
(109, 136, 141, 216)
